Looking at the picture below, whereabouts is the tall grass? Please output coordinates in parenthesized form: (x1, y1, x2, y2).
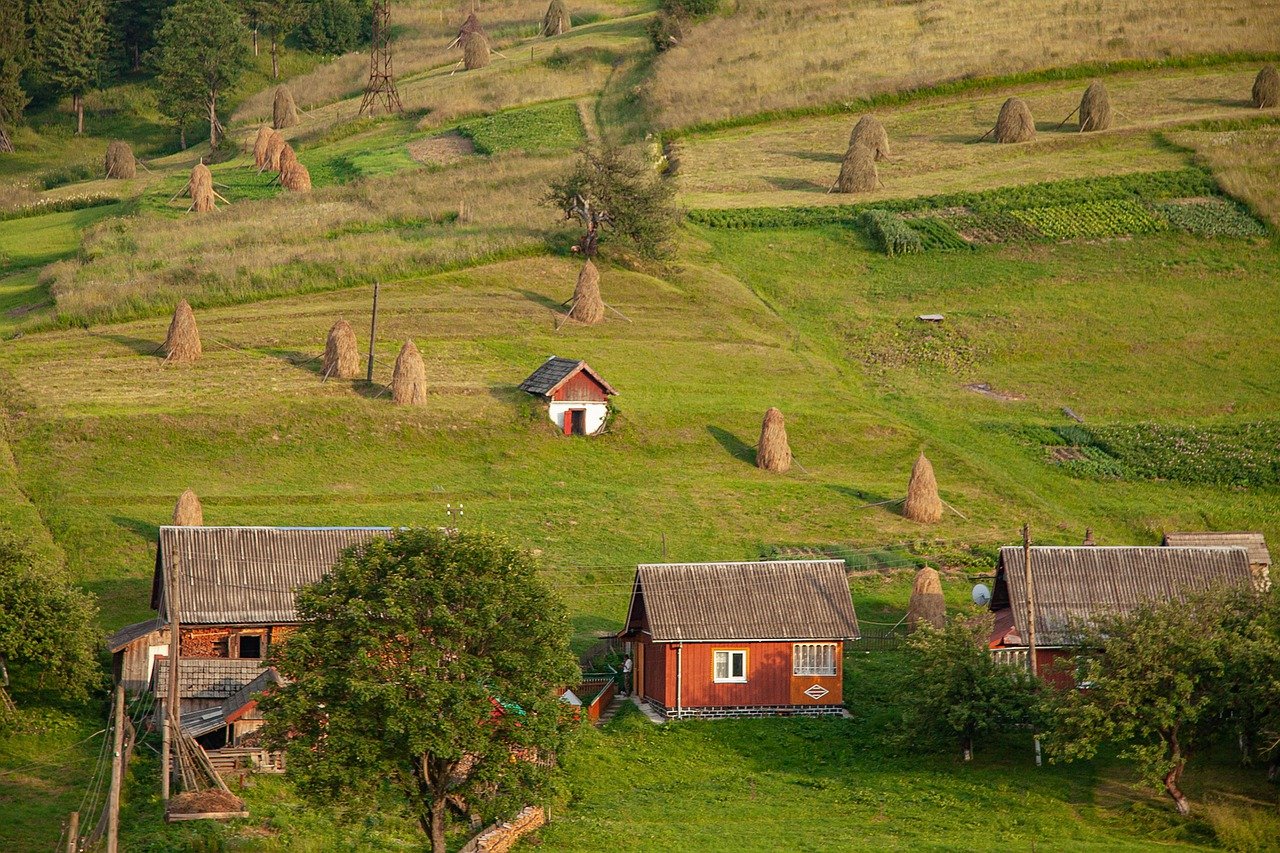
(648, 0, 1280, 130)
(1167, 125, 1280, 226)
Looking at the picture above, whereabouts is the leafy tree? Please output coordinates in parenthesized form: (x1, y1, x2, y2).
(296, 0, 368, 55)
(233, 0, 265, 56)
(0, 532, 101, 725)
(152, 0, 248, 148)
(262, 529, 579, 853)
(900, 614, 1042, 761)
(259, 0, 303, 78)
(33, 0, 107, 134)
(545, 144, 676, 260)
(0, 0, 28, 153)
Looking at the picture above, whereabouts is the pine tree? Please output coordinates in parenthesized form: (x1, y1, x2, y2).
(0, 0, 29, 153)
(109, 0, 172, 72)
(259, 0, 303, 79)
(153, 0, 248, 148)
(34, 0, 106, 134)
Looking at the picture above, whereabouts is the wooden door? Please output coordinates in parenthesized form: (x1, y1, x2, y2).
(570, 409, 586, 435)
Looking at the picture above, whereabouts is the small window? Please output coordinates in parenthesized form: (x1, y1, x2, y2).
(990, 648, 1028, 669)
(713, 649, 747, 683)
(793, 643, 837, 676)
(237, 635, 263, 659)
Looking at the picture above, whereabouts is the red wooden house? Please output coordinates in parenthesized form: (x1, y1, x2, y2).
(518, 356, 617, 436)
(619, 561, 859, 718)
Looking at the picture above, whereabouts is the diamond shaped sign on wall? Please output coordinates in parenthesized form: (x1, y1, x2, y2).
(803, 683, 829, 700)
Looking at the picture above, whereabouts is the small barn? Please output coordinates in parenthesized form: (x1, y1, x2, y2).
(1162, 531, 1270, 590)
(618, 560, 859, 718)
(519, 356, 617, 436)
(988, 546, 1254, 685)
(107, 617, 169, 694)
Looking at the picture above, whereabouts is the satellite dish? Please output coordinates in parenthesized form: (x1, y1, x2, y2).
(972, 583, 991, 606)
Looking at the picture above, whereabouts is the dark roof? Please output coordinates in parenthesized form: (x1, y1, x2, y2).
(151, 526, 394, 625)
(106, 617, 166, 652)
(175, 668, 283, 736)
(627, 561, 859, 642)
(518, 357, 617, 398)
(994, 546, 1253, 647)
(222, 667, 284, 718)
(1162, 532, 1270, 566)
(154, 658, 267, 700)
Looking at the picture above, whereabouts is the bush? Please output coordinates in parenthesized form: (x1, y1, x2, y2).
(862, 209, 922, 256)
(295, 0, 370, 55)
(648, 8, 687, 52)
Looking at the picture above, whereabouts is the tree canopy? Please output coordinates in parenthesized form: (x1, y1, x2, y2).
(152, 0, 248, 148)
(32, 0, 107, 133)
(262, 529, 579, 853)
(0, 0, 28, 152)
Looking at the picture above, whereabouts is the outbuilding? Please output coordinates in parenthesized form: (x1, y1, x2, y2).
(518, 356, 616, 436)
(619, 560, 859, 718)
(1162, 531, 1270, 590)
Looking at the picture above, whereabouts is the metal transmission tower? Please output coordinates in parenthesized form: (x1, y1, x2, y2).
(359, 0, 404, 117)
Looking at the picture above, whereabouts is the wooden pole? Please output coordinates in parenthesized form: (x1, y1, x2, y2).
(1022, 524, 1038, 677)
(66, 811, 79, 853)
(160, 697, 170, 804)
(106, 685, 124, 853)
(366, 281, 380, 383)
(167, 551, 182, 801)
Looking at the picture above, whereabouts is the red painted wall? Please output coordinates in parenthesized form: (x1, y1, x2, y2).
(645, 641, 844, 708)
(551, 372, 609, 403)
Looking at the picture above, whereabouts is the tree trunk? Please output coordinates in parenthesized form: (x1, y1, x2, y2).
(0, 125, 12, 154)
(74, 94, 84, 134)
(963, 737, 973, 762)
(132, 45, 141, 72)
(271, 36, 280, 79)
(429, 795, 447, 853)
(208, 95, 220, 148)
(179, 125, 186, 150)
(1163, 762, 1190, 815)
(253, 26, 259, 56)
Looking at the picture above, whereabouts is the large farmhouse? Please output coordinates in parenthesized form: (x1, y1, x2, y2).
(988, 545, 1255, 685)
(619, 560, 859, 718)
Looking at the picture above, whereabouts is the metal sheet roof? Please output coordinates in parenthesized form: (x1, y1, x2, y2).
(518, 357, 617, 398)
(1162, 532, 1270, 566)
(151, 526, 394, 625)
(629, 561, 859, 642)
(995, 546, 1253, 647)
(106, 617, 166, 652)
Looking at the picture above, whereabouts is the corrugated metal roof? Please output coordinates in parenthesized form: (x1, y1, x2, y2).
(106, 617, 166, 652)
(995, 546, 1253, 647)
(154, 658, 267, 700)
(518, 357, 617, 398)
(152, 526, 394, 625)
(222, 667, 283, 718)
(630, 561, 859, 642)
(1162, 532, 1270, 566)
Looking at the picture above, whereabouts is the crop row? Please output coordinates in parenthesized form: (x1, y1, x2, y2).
(1010, 199, 1167, 240)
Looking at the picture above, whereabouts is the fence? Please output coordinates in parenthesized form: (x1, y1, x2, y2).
(850, 622, 908, 652)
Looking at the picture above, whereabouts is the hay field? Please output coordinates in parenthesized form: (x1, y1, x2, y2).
(1169, 124, 1280, 225)
(675, 63, 1272, 208)
(648, 0, 1280, 130)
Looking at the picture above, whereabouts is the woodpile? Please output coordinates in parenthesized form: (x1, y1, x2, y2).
(755, 407, 792, 473)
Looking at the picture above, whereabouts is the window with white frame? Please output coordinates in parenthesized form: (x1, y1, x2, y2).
(713, 649, 747, 683)
(792, 643, 837, 676)
(990, 648, 1029, 668)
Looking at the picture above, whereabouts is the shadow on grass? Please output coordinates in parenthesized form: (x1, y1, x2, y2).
(259, 347, 326, 377)
(1173, 95, 1251, 109)
(786, 150, 842, 164)
(519, 289, 569, 313)
(764, 175, 827, 192)
(707, 425, 756, 466)
(109, 515, 159, 542)
(92, 332, 164, 357)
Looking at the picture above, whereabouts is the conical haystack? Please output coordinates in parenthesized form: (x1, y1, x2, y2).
(391, 340, 427, 405)
(462, 30, 490, 70)
(104, 140, 136, 179)
(833, 142, 877, 193)
(278, 144, 298, 174)
(172, 488, 204, 526)
(755, 407, 792, 473)
(848, 115, 889, 161)
(568, 260, 605, 324)
(457, 12, 485, 40)
(265, 132, 287, 172)
(1253, 65, 1280, 109)
(903, 452, 942, 523)
(272, 85, 300, 129)
(186, 163, 215, 212)
(1078, 80, 1112, 132)
(281, 160, 312, 192)
(994, 97, 1035, 143)
(322, 320, 360, 379)
(907, 567, 945, 631)
(163, 299, 202, 364)
(542, 0, 571, 36)
(252, 125, 274, 170)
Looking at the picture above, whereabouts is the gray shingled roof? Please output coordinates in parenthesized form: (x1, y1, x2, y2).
(154, 658, 267, 700)
(628, 561, 859, 642)
(151, 526, 394, 625)
(518, 357, 617, 398)
(106, 617, 166, 652)
(1162, 532, 1270, 566)
(994, 546, 1253, 647)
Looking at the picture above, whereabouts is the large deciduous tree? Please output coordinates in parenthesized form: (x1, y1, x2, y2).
(0, 532, 100, 725)
(545, 144, 676, 260)
(153, 0, 248, 148)
(0, 0, 28, 153)
(33, 0, 106, 134)
(262, 529, 579, 853)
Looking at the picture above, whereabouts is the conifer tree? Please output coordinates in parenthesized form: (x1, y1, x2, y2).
(34, 0, 106, 134)
(0, 0, 28, 153)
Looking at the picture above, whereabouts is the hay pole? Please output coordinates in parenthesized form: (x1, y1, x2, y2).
(855, 497, 905, 510)
(602, 301, 633, 323)
(554, 299, 578, 331)
(1054, 106, 1080, 130)
(975, 126, 995, 143)
(941, 499, 968, 520)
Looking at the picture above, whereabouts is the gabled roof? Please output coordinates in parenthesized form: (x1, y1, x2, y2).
(106, 617, 166, 652)
(993, 546, 1253, 647)
(518, 357, 617, 398)
(154, 658, 267, 700)
(626, 561, 859, 642)
(1162, 532, 1270, 566)
(151, 526, 394, 625)
(176, 667, 284, 736)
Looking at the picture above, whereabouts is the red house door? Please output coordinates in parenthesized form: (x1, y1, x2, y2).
(564, 409, 586, 436)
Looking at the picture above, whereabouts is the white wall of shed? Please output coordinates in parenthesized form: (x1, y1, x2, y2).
(548, 401, 608, 435)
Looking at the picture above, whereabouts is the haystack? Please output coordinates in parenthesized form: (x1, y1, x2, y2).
(833, 142, 877, 193)
(252, 125, 274, 170)
(848, 115, 889, 161)
(391, 340, 427, 405)
(278, 143, 298, 175)
(272, 85, 300, 129)
(185, 163, 215, 212)
(281, 160, 312, 193)
(755, 407, 791, 473)
(1253, 65, 1280, 109)
(568, 260, 605, 324)
(994, 97, 1035, 143)
(264, 131, 287, 172)
(172, 488, 204, 526)
(902, 452, 942, 523)
(322, 320, 360, 379)
(462, 31, 490, 70)
(163, 299, 202, 364)
(457, 12, 486, 40)
(1083, 527, 1097, 546)
(542, 0, 571, 36)
(1078, 80, 1112, 132)
(104, 141, 136, 179)
(907, 567, 945, 631)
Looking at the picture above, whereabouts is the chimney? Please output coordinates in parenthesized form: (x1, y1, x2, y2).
(1082, 527, 1097, 546)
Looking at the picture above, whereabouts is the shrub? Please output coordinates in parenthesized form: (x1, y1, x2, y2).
(295, 0, 371, 55)
(862, 209, 922, 256)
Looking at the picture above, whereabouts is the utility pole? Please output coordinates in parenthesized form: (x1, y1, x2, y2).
(366, 282, 380, 384)
(1022, 523, 1038, 677)
(165, 552, 182, 803)
(66, 811, 78, 853)
(106, 685, 124, 853)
